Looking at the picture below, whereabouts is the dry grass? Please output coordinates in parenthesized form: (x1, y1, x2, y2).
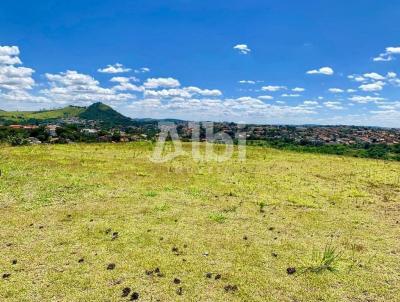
(0, 142, 399, 301)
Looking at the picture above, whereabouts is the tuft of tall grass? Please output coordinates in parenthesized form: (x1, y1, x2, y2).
(303, 243, 343, 273)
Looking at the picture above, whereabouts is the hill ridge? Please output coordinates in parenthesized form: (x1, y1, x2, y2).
(0, 102, 133, 126)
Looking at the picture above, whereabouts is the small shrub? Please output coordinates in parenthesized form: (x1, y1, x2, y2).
(8, 135, 29, 146)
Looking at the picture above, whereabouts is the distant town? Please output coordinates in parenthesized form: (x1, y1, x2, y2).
(1, 102, 400, 160)
(3, 118, 400, 146)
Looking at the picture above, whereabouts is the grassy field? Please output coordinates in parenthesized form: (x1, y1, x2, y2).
(0, 142, 399, 301)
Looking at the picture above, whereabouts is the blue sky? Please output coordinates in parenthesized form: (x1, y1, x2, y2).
(1, 0, 400, 126)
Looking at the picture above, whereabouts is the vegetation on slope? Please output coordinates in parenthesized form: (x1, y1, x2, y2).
(0, 106, 85, 124)
(0, 102, 133, 126)
(78, 102, 134, 126)
(0, 143, 399, 301)
(248, 139, 400, 161)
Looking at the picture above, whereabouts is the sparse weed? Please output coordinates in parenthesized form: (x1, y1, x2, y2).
(209, 213, 227, 223)
(258, 201, 267, 213)
(154, 203, 169, 212)
(144, 191, 157, 197)
(303, 243, 342, 273)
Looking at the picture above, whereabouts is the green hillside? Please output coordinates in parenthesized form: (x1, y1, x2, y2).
(0, 106, 85, 124)
(78, 102, 133, 126)
(0, 102, 133, 126)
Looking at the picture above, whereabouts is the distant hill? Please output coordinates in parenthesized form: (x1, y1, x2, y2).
(0, 102, 136, 126)
(78, 102, 133, 126)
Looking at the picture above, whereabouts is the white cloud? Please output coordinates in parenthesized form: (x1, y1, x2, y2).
(303, 100, 319, 105)
(144, 89, 192, 98)
(324, 101, 344, 110)
(387, 72, 397, 78)
(348, 75, 366, 82)
(328, 88, 344, 93)
(184, 86, 222, 97)
(292, 87, 305, 92)
(238, 80, 256, 84)
(42, 70, 135, 104)
(233, 44, 251, 54)
(110, 77, 143, 92)
(258, 95, 274, 100)
(0, 65, 35, 90)
(110, 76, 139, 83)
(261, 85, 287, 92)
(143, 77, 180, 89)
(98, 63, 131, 74)
(0, 45, 37, 102)
(281, 93, 300, 97)
(127, 95, 318, 123)
(373, 46, 400, 62)
(347, 89, 357, 93)
(363, 72, 385, 81)
(306, 67, 334, 75)
(389, 78, 400, 86)
(143, 86, 221, 99)
(0, 45, 22, 65)
(0, 46, 19, 56)
(348, 95, 385, 103)
(134, 67, 150, 74)
(359, 81, 385, 92)
(0, 90, 48, 103)
(375, 101, 400, 110)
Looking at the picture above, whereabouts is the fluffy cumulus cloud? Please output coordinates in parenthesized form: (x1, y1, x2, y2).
(98, 63, 131, 74)
(41, 70, 135, 104)
(306, 67, 334, 75)
(348, 95, 385, 103)
(363, 72, 385, 81)
(127, 95, 317, 123)
(0, 65, 35, 90)
(0, 46, 22, 65)
(292, 87, 305, 92)
(233, 44, 251, 54)
(143, 86, 222, 99)
(143, 77, 180, 89)
(0, 45, 39, 102)
(359, 81, 385, 92)
(110, 76, 143, 92)
(373, 46, 400, 62)
(184, 86, 222, 97)
(262, 85, 287, 92)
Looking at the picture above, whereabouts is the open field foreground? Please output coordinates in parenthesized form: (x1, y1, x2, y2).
(0, 143, 399, 302)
